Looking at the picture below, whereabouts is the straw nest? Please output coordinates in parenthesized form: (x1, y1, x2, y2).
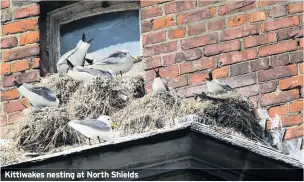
(38, 73, 81, 105)
(67, 75, 145, 119)
(113, 91, 265, 141)
(16, 107, 83, 153)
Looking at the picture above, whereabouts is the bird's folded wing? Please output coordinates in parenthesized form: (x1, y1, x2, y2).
(76, 120, 111, 132)
(80, 68, 113, 77)
(29, 87, 57, 101)
(94, 57, 121, 65)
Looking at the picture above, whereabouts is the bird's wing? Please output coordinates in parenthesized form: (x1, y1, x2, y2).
(94, 56, 122, 65)
(57, 48, 78, 66)
(76, 120, 111, 132)
(215, 80, 233, 91)
(79, 67, 114, 77)
(29, 87, 57, 102)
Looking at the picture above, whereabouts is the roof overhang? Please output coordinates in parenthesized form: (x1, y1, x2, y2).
(1, 122, 303, 180)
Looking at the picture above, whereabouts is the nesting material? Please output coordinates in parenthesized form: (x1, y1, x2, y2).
(38, 73, 81, 104)
(16, 107, 83, 153)
(67, 75, 145, 119)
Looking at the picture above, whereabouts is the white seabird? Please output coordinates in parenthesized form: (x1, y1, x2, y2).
(206, 62, 233, 93)
(57, 33, 93, 72)
(66, 60, 115, 82)
(152, 69, 170, 93)
(68, 115, 118, 144)
(14, 80, 59, 108)
(86, 50, 138, 75)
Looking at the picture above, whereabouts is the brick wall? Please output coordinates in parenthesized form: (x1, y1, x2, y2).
(140, 0, 304, 141)
(1, 0, 40, 127)
(0, 0, 303, 142)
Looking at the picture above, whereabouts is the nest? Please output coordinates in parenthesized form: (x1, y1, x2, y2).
(38, 73, 81, 105)
(67, 75, 145, 119)
(16, 107, 84, 153)
(113, 91, 265, 141)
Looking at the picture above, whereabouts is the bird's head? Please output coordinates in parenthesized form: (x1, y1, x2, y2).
(98, 115, 117, 128)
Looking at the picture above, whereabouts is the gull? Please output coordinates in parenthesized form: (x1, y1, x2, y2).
(68, 115, 118, 144)
(13, 79, 59, 108)
(206, 62, 233, 93)
(66, 60, 115, 82)
(152, 69, 169, 93)
(86, 50, 140, 76)
(57, 33, 93, 72)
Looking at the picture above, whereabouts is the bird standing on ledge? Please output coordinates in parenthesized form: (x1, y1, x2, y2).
(152, 69, 170, 93)
(206, 62, 233, 93)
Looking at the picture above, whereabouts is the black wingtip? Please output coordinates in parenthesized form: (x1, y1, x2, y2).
(14, 80, 22, 87)
(154, 69, 161, 78)
(66, 60, 74, 69)
(207, 71, 213, 81)
(87, 38, 94, 43)
(82, 33, 86, 42)
(85, 58, 94, 65)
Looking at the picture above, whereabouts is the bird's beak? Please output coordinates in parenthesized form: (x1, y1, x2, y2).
(111, 123, 118, 128)
(131, 56, 142, 63)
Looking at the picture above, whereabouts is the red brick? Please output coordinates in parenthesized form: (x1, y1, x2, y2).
(261, 16, 299, 32)
(230, 62, 250, 76)
(1, 9, 11, 22)
(162, 54, 176, 66)
(142, 31, 166, 46)
(143, 41, 177, 56)
(198, 0, 220, 6)
(145, 81, 152, 94)
(249, 96, 259, 109)
(3, 70, 40, 88)
(153, 15, 174, 30)
(260, 81, 277, 94)
(3, 99, 29, 113)
(212, 66, 229, 79)
(288, 2, 304, 14)
(221, 73, 256, 88)
(204, 40, 241, 56)
(244, 32, 277, 48)
(143, 56, 162, 70)
(159, 65, 179, 78)
(2, 45, 40, 62)
(207, 18, 226, 31)
(14, 4, 39, 19)
(219, 48, 257, 65)
(247, 11, 266, 22)
(164, 1, 194, 14)
(187, 23, 206, 36)
(228, 15, 246, 27)
(269, 104, 288, 117)
(7, 111, 23, 125)
(32, 57, 40, 68)
(168, 28, 185, 39)
(2, 18, 39, 35)
(279, 75, 304, 90)
(250, 58, 270, 72)
(290, 100, 304, 113)
(270, 53, 289, 67)
(1, 63, 11, 75)
(281, 113, 303, 127)
(221, 24, 259, 41)
(1, 0, 9, 9)
(260, 41, 298, 57)
(284, 125, 304, 140)
(1, 88, 20, 101)
(168, 75, 188, 88)
(140, 0, 168, 7)
(277, 27, 303, 41)
(219, 1, 255, 15)
(290, 50, 304, 64)
(19, 31, 40, 46)
(193, 57, 217, 71)
(177, 8, 216, 25)
(181, 33, 217, 50)
(300, 63, 304, 74)
(236, 84, 260, 97)
(167, 50, 202, 64)
(141, 21, 153, 33)
(190, 72, 208, 85)
(258, 0, 282, 7)
(141, 6, 162, 19)
(300, 38, 304, 49)
(1, 36, 18, 49)
(261, 89, 300, 106)
(1, 115, 7, 127)
(259, 64, 298, 82)
(179, 62, 193, 74)
(145, 70, 156, 82)
(268, 5, 287, 18)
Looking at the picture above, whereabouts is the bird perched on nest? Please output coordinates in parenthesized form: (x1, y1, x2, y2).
(66, 60, 115, 82)
(206, 62, 233, 93)
(13, 79, 59, 108)
(57, 33, 94, 72)
(85, 50, 140, 76)
(152, 69, 170, 93)
(68, 115, 118, 145)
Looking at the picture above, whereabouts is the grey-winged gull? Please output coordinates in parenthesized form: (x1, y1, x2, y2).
(152, 69, 169, 93)
(206, 62, 233, 93)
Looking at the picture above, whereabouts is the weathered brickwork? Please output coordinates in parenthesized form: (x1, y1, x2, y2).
(140, 0, 304, 141)
(1, 1, 40, 128)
